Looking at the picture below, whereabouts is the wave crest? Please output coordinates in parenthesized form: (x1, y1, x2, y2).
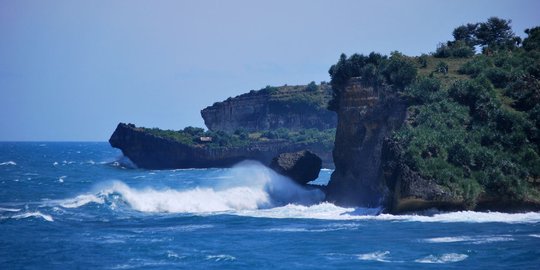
(10, 211, 54, 222)
(59, 161, 324, 214)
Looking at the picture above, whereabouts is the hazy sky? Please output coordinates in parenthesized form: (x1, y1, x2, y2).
(1, 0, 539, 141)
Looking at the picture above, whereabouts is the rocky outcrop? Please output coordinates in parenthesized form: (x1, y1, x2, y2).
(109, 123, 333, 169)
(201, 84, 336, 132)
(382, 137, 540, 213)
(325, 78, 407, 207)
(269, 150, 322, 185)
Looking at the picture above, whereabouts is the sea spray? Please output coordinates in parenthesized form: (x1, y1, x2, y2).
(58, 161, 324, 213)
(225, 161, 325, 205)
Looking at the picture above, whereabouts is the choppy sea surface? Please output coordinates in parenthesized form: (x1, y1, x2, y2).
(1, 142, 539, 269)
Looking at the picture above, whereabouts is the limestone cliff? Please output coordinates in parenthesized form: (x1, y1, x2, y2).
(201, 84, 337, 132)
(326, 77, 540, 213)
(109, 123, 334, 169)
(325, 78, 407, 207)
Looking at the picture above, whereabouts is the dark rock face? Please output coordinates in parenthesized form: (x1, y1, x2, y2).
(325, 78, 407, 207)
(200, 84, 337, 132)
(269, 150, 322, 185)
(109, 123, 333, 169)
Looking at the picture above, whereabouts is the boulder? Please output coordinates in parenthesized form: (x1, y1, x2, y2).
(270, 150, 322, 185)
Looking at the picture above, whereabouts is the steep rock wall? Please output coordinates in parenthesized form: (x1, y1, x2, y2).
(201, 85, 337, 132)
(325, 78, 407, 207)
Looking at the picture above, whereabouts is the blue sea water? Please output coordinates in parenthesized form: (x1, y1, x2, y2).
(1, 142, 539, 269)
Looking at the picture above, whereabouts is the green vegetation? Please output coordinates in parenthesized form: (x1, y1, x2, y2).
(142, 126, 335, 150)
(329, 17, 540, 206)
(266, 83, 332, 113)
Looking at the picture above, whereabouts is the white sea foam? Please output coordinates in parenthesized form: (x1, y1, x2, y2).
(529, 234, 540, 238)
(415, 253, 468, 264)
(423, 235, 514, 244)
(357, 251, 391, 262)
(0, 161, 16, 166)
(389, 211, 540, 223)
(11, 211, 54, 222)
(238, 202, 356, 220)
(237, 204, 540, 223)
(206, 254, 236, 262)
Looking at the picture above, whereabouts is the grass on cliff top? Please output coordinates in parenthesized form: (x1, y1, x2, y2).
(414, 56, 469, 87)
(142, 126, 335, 150)
(210, 82, 333, 112)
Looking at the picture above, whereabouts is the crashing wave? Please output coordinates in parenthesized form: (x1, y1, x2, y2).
(59, 161, 324, 213)
(56, 161, 540, 223)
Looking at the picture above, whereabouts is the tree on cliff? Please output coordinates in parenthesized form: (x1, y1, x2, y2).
(306, 81, 318, 92)
(452, 23, 478, 48)
(475, 17, 519, 50)
(523, 27, 540, 51)
(435, 17, 520, 58)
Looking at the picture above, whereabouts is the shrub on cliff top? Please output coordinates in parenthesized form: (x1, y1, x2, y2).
(327, 51, 416, 111)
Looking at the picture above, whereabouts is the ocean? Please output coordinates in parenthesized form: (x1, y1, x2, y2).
(1, 142, 539, 269)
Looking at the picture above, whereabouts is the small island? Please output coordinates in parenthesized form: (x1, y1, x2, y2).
(110, 83, 336, 169)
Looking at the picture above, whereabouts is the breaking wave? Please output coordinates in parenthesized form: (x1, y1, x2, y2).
(58, 161, 324, 213)
(55, 161, 540, 223)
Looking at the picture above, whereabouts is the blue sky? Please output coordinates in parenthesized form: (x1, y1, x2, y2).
(1, 0, 539, 141)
